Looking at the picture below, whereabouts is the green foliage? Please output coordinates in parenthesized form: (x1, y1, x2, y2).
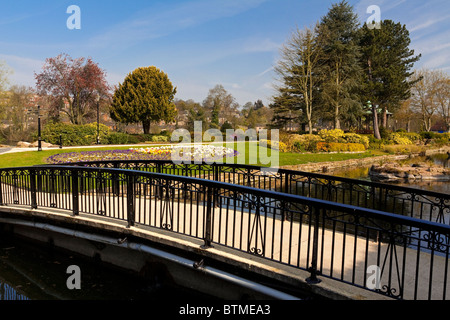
(42, 122, 110, 146)
(151, 135, 169, 142)
(358, 20, 421, 119)
(316, 0, 363, 129)
(291, 134, 323, 152)
(318, 129, 369, 148)
(259, 139, 287, 152)
(110, 66, 177, 134)
(281, 131, 369, 153)
(220, 121, 233, 133)
(382, 144, 425, 155)
(316, 142, 366, 152)
(387, 133, 413, 145)
(104, 132, 139, 145)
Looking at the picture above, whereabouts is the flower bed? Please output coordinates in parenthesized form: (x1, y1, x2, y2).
(46, 145, 239, 164)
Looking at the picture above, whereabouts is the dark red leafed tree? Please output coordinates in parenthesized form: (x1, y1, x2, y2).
(35, 53, 111, 124)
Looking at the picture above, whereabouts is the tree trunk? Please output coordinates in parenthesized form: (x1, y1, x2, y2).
(373, 104, 381, 139)
(381, 107, 387, 128)
(142, 119, 151, 134)
(334, 104, 340, 129)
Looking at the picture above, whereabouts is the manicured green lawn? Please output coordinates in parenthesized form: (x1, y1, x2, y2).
(0, 142, 380, 169)
(0, 146, 133, 168)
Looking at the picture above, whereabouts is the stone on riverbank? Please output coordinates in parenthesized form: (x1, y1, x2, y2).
(369, 163, 450, 182)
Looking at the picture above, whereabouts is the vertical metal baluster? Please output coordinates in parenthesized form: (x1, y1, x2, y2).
(306, 206, 321, 284)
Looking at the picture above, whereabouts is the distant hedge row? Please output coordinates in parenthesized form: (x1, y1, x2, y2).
(40, 122, 170, 146)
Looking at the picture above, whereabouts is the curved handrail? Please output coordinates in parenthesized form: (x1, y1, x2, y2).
(0, 164, 449, 299)
(47, 159, 450, 199)
(44, 160, 450, 226)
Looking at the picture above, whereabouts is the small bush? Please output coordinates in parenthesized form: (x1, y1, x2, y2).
(151, 135, 169, 142)
(318, 129, 345, 143)
(292, 134, 322, 152)
(105, 132, 139, 145)
(259, 139, 287, 152)
(388, 133, 413, 145)
(382, 144, 425, 155)
(316, 142, 366, 152)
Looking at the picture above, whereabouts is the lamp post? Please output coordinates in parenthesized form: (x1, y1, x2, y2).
(96, 94, 100, 145)
(37, 105, 42, 151)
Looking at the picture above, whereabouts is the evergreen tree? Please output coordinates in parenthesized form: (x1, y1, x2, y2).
(317, 0, 363, 129)
(358, 20, 421, 136)
(110, 66, 177, 134)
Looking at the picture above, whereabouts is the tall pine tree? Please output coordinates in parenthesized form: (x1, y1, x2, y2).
(358, 20, 421, 137)
(317, 0, 363, 130)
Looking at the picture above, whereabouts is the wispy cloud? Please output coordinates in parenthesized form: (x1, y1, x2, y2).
(88, 0, 268, 50)
(409, 13, 450, 32)
(0, 54, 44, 87)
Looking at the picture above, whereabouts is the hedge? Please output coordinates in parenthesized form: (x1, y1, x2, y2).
(316, 142, 366, 152)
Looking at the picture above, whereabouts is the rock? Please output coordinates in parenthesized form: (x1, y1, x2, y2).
(29, 141, 57, 148)
(17, 141, 31, 148)
(369, 161, 450, 182)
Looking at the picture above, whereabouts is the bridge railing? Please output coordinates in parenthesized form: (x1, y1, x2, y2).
(0, 165, 449, 300)
(59, 160, 450, 226)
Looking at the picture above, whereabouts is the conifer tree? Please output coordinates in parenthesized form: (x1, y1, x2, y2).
(110, 66, 177, 134)
(358, 20, 421, 134)
(316, 0, 363, 130)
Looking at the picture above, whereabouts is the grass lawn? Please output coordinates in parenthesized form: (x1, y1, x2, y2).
(0, 142, 381, 169)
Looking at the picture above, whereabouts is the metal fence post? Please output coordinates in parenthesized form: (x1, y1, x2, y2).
(202, 186, 213, 249)
(306, 206, 322, 284)
(0, 170, 3, 206)
(112, 162, 120, 196)
(30, 169, 37, 209)
(127, 174, 135, 228)
(71, 169, 79, 216)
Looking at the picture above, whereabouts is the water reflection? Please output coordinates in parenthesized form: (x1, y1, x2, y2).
(0, 281, 29, 300)
(330, 153, 450, 194)
(0, 235, 215, 301)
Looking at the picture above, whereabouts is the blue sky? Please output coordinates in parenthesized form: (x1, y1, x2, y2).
(0, 0, 449, 106)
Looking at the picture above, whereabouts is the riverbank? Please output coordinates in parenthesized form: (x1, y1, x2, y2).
(280, 145, 450, 173)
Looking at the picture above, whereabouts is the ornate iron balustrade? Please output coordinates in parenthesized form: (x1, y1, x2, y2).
(58, 160, 450, 226)
(0, 165, 449, 300)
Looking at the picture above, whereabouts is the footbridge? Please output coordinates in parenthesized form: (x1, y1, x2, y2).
(0, 160, 449, 300)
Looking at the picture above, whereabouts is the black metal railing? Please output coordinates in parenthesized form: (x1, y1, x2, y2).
(59, 160, 450, 226)
(0, 165, 449, 300)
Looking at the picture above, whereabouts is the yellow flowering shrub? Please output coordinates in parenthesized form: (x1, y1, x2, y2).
(260, 139, 287, 152)
(318, 129, 345, 142)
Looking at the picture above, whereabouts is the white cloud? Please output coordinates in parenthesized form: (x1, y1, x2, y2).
(409, 14, 450, 32)
(0, 54, 44, 88)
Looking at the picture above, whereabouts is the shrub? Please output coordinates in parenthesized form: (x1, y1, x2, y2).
(317, 129, 369, 149)
(316, 142, 366, 152)
(396, 131, 421, 142)
(41, 122, 110, 146)
(105, 132, 140, 145)
(318, 129, 345, 143)
(259, 139, 287, 152)
(292, 134, 322, 152)
(280, 133, 304, 152)
(151, 135, 169, 142)
(382, 144, 425, 155)
(388, 133, 413, 145)
(342, 133, 370, 149)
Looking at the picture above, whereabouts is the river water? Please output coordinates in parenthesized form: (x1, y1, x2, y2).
(0, 234, 213, 301)
(330, 153, 450, 194)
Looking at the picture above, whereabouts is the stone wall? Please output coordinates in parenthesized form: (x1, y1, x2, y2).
(280, 146, 450, 173)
